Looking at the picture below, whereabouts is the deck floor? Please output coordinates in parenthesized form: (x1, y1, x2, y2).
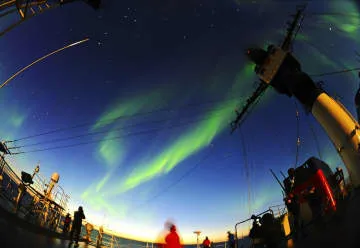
(0, 216, 94, 248)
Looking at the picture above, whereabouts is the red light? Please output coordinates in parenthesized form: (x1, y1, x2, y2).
(316, 169, 336, 211)
(247, 50, 251, 55)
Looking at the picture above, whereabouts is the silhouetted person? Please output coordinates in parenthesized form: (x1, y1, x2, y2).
(259, 213, 282, 248)
(249, 217, 263, 247)
(203, 236, 211, 248)
(334, 167, 346, 199)
(306, 186, 323, 223)
(285, 193, 301, 239)
(227, 231, 235, 248)
(165, 225, 182, 248)
(334, 167, 344, 182)
(284, 168, 296, 194)
(63, 213, 71, 234)
(70, 206, 85, 246)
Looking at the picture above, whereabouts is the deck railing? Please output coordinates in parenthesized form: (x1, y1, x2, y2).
(0, 154, 69, 231)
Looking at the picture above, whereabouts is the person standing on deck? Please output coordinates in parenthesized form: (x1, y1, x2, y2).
(227, 231, 235, 248)
(285, 193, 301, 239)
(306, 186, 323, 223)
(284, 168, 296, 194)
(63, 213, 71, 234)
(69, 206, 86, 246)
(334, 167, 346, 199)
(165, 224, 182, 248)
(202, 236, 211, 248)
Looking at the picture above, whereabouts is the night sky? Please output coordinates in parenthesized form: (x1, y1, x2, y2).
(0, 0, 359, 243)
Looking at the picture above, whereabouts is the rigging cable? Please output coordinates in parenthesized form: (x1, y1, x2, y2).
(7, 103, 234, 150)
(294, 100, 301, 169)
(10, 111, 230, 154)
(305, 116, 322, 160)
(0, 38, 90, 89)
(239, 128, 251, 216)
(6, 65, 359, 145)
(310, 67, 360, 77)
(7, 95, 242, 143)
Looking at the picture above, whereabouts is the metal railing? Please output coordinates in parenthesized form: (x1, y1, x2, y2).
(234, 208, 275, 248)
(269, 204, 287, 218)
(0, 0, 100, 36)
(0, 155, 70, 232)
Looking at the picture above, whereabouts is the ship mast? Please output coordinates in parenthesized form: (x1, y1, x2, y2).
(231, 5, 360, 187)
(230, 4, 306, 133)
(0, 0, 101, 37)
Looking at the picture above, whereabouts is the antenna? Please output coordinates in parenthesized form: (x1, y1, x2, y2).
(193, 231, 201, 248)
(270, 169, 286, 193)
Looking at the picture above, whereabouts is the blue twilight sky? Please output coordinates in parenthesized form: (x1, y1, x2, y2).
(0, 0, 359, 243)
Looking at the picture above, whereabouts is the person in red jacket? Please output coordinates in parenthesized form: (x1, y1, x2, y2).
(165, 225, 182, 248)
(203, 237, 211, 248)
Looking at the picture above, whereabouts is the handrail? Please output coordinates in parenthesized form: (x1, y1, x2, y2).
(234, 208, 274, 248)
(0, 155, 70, 231)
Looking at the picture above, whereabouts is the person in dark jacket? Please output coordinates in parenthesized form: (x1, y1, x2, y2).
(306, 186, 323, 222)
(227, 231, 235, 248)
(69, 206, 85, 246)
(285, 193, 301, 239)
(259, 213, 282, 248)
(284, 168, 296, 194)
(63, 213, 71, 234)
(249, 217, 263, 248)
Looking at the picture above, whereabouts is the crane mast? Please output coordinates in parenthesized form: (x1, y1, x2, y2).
(232, 5, 360, 187)
(0, 0, 100, 36)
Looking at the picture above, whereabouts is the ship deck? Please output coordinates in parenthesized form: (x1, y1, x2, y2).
(1, 189, 359, 248)
(0, 206, 94, 248)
